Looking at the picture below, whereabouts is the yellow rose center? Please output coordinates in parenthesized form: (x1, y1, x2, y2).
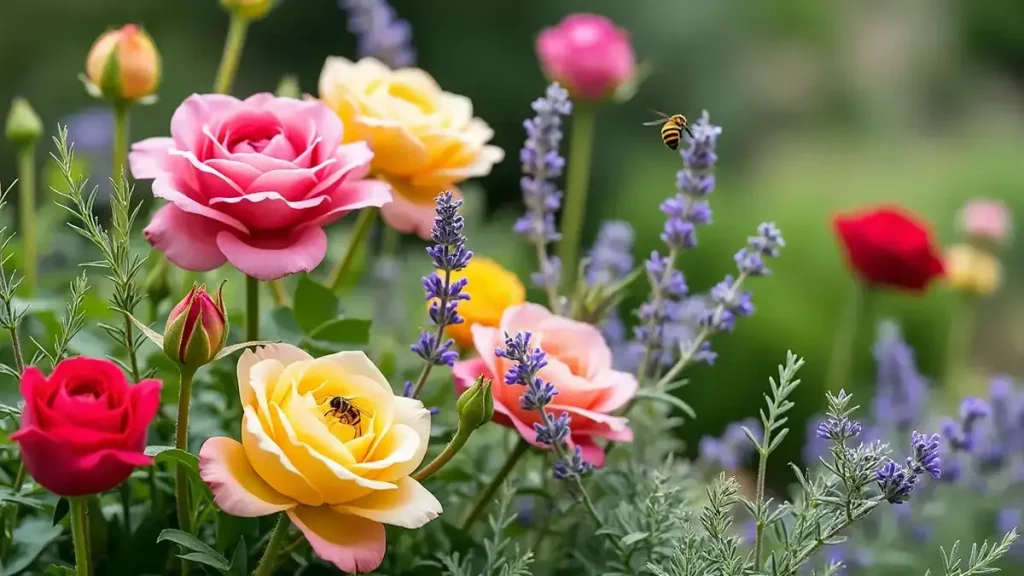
(314, 393, 377, 443)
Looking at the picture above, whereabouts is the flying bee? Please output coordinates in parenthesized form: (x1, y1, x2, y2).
(324, 396, 370, 435)
(642, 110, 694, 151)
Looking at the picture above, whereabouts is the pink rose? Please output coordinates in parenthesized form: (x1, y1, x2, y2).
(453, 303, 636, 467)
(129, 93, 392, 280)
(536, 13, 636, 101)
(958, 198, 1012, 245)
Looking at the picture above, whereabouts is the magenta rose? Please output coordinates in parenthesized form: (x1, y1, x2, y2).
(129, 93, 392, 280)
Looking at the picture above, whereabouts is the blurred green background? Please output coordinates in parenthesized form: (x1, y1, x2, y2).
(2, 0, 1024, 468)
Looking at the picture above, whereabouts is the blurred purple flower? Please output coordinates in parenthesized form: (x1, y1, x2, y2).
(61, 107, 114, 197)
(699, 418, 761, 470)
(871, 321, 927, 431)
(339, 0, 415, 68)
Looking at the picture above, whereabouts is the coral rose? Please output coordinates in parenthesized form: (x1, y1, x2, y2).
(11, 357, 161, 497)
(198, 344, 439, 573)
(129, 93, 392, 280)
(536, 13, 636, 101)
(833, 206, 945, 292)
(452, 303, 636, 467)
(318, 57, 504, 238)
(431, 257, 526, 348)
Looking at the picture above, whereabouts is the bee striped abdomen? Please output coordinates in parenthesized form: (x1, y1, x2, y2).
(661, 122, 682, 150)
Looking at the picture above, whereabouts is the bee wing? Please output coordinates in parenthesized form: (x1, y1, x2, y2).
(641, 120, 666, 126)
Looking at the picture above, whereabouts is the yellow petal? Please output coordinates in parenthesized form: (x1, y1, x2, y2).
(243, 358, 285, 437)
(237, 344, 311, 408)
(350, 423, 422, 481)
(288, 506, 386, 573)
(278, 382, 357, 466)
(198, 437, 296, 517)
(241, 405, 324, 506)
(332, 477, 441, 529)
(355, 116, 430, 176)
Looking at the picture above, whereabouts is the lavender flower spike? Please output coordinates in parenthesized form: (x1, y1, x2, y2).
(339, 0, 416, 68)
(516, 83, 572, 299)
(410, 192, 472, 375)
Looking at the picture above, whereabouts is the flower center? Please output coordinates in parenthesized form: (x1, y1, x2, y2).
(317, 395, 374, 441)
(65, 379, 105, 402)
(541, 340, 589, 377)
(387, 81, 435, 115)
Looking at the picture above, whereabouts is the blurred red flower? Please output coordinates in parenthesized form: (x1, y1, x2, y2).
(11, 357, 161, 497)
(833, 206, 945, 291)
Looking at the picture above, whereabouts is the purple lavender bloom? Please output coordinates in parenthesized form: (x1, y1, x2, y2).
(876, 458, 919, 504)
(699, 418, 762, 470)
(410, 193, 471, 367)
(816, 410, 863, 442)
(516, 83, 572, 292)
(871, 321, 927, 431)
(907, 431, 942, 479)
(803, 414, 831, 463)
(586, 221, 635, 286)
(339, 0, 415, 68)
(62, 107, 114, 197)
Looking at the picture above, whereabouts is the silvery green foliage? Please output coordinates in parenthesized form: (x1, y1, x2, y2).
(434, 484, 534, 576)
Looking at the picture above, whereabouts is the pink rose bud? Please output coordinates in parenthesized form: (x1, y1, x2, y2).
(163, 283, 228, 369)
(958, 198, 1012, 245)
(536, 13, 636, 102)
(85, 24, 161, 102)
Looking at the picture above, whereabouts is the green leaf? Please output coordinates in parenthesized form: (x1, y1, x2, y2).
(158, 529, 230, 571)
(633, 389, 696, 419)
(43, 566, 75, 576)
(292, 275, 339, 334)
(620, 531, 649, 547)
(1, 519, 63, 576)
(144, 446, 209, 503)
(307, 318, 371, 344)
(0, 491, 45, 511)
(51, 498, 69, 526)
(0, 365, 21, 381)
(227, 537, 247, 576)
(213, 340, 278, 361)
(126, 313, 164, 348)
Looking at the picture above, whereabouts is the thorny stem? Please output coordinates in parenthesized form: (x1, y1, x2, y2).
(246, 275, 259, 341)
(70, 497, 91, 576)
(327, 208, 377, 291)
(410, 266, 452, 399)
(15, 148, 36, 295)
(460, 439, 529, 530)
(174, 367, 196, 574)
(556, 105, 596, 288)
(213, 14, 249, 95)
(253, 513, 290, 576)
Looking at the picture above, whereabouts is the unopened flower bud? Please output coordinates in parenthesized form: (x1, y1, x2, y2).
(275, 74, 301, 99)
(163, 283, 228, 369)
(5, 97, 43, 148)
(946, 244, 1002, 296)
(220, 0, 276, 21)
(456, 376, 494, 432)
(85, 24, 161, 102)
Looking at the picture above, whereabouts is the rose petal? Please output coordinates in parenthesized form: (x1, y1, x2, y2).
(125, 378, 162, 449)
(215, 227, 327, 281)
(241, 406, 324, 506)
(354, 115, 430, 176)
(171, 94, 241, 151)
(548, 404, 633, 442)
(144, 204, 229, 271)
(209, 192, 330, 231)
(304, 142, 375, 199)
(379, 187, 441, 240)
(152, 177, 248, 234)
(166, 149, 245, 199)
(204, 159, 263, 191)
(237, 344, 313, 408)
(588, 370, 638, 413)
(128, 137, 175, 180)
(306, 181, 393, 229)
(332, 477, 441, 529)
(199, 436, 297, 517)
(576, 438, 607, 468)
(288, 506, 386, 574)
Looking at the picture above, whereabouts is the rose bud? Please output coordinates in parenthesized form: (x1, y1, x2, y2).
(536, 13, 636, 102)
(10, 357, 161, 496)
(85, 24, 161, 102)
(163, 283, 228, 369)
(5, 97, 43, 148)
(456, 376, 494, 433)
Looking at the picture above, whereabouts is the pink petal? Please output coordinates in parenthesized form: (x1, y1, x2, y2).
(380, 192, 438, 239)
(199, 437, 296, 517)
(246, 166, 325, 198)
(128, 137, 175, 180)
(152, 177, 248, 234)
(306, 181, 393, 228)
(588, 370, 639, 413)
(576, 437, 606, 468)
(469, 324, 501, 377)
(216, 226, 328, 281)
(171, 94, 241, 151)
(549, 403, 633, 442)
(204, 159, 263, 191)
(144, 204, 229, 271)
(304, 142, 375, 199)
(261, 133, 298, 161)
(242, 92, 279, 109)
(209, 192, 330, 231)
(288, 506, 386, 574)
(125, 379, 163, 450)
(167, 149, 245, 199)
(331, 477, 441, 529)
(226, 152, 296, 172)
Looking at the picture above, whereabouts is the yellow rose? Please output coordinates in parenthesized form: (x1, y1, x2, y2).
(198, 344, 439, 573)
(318, 57, 504, 238)
(430, 257, 526, 348)
(946, 244, 1002, 296)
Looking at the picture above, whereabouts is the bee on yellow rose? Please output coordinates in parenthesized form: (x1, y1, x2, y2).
(643, 110, 694, 151)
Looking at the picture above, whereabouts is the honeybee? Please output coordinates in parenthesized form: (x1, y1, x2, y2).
(643, 110, 695, 150)
(324, 396, 370, 435)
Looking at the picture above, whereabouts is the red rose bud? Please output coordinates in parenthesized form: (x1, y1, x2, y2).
(10, 357, 161, 496)
(164, 283, 228, 369)
(833, 206, 945, 292)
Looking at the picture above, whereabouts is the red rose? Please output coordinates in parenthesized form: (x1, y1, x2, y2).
(10, 358, 161, 497)
(833, 206, 945, 291)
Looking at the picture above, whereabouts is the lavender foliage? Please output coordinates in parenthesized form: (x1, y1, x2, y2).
(411, 192, 471, 367)
(516, 83, 571, 293)
(338, 0, 416, 68)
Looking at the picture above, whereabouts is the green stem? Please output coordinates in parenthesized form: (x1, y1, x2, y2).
(824, 283, 874, 392)
(15, 146, 36, 295)
(174, 367, 196, 574)
(112, 101, 130, 184)
(246, 275, 259, 341)
(412, 429, 472, 482)
(269, 280, 289, 307)
(944, 293, 976, 398)
(327, 208, 378, 291)
(121, 313, 142, 382)
(70, 497, 91, 576)
(410, 265, 453, 400)
(783, 500, 881, 575)
(752, 432, 773, 570)
(556, 105, 597, 287)
(381, 224, 400, 256)
(119, 482, 132, 533)
(253, 513, 290, 576)
(213, 15, 250, 94)
(460, 439, 529, 530)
